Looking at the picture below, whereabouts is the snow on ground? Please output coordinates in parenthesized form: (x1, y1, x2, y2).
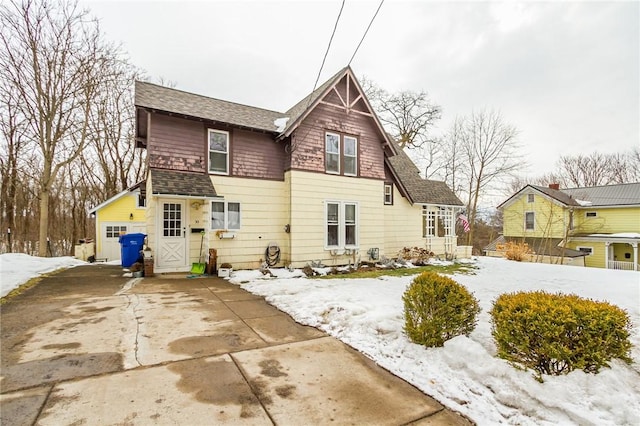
(231, 257, 640, 426)
(3, 253, 639, 424)
(0, 253, 86, 297)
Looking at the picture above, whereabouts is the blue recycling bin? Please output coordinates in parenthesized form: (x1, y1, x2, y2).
(119, 233, 146, 267)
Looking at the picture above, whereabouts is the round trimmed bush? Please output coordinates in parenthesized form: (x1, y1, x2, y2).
(403, 271, 480, 347)
(491, 291, 632, 377)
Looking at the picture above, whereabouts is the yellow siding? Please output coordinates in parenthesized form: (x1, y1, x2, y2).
(208, 175, 290, 269)
(566, 241, 607, 268)
(288, 170, 383, 267)
(573, 206, 640, 234)
(384, 188, 423, 256)
(94, 192, 146, 258)
(503, 193, 567, 238)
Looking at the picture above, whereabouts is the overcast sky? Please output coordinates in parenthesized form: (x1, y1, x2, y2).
(84, 0, 639, 180)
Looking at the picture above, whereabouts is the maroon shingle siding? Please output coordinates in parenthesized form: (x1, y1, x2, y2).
(149, 114, 205, 172)
(290, 102, 385, 179)
(232, 129, 285, 180)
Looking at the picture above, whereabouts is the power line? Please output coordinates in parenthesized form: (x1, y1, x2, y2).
(312, 0, 346, 92)
(348, 0, 384, 66)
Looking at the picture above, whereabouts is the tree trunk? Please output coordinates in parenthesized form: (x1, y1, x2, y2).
(38, 188, 49, 257)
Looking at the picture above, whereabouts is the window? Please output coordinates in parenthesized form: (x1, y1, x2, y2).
(527, 194, 534, 203)
(163, 203, 182, 237)
(344, 136, 357, 176)
(577, 246, 593, 256)
(106, 225, 127, 238)
(585, 211, 597, 218)
(525, 212, 535, 230)
(325, 201, 358, 248)
(384, 183, 393, 205)
(209, 129, 229, 174)
(325, 132, 358, 176)
(137, 193, 146, 208)
(325, 132, 340, 174)
(211, 201, 241, 230)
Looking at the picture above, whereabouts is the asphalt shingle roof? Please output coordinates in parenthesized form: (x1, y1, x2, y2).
(135, 81, 284, 133)
(387, 147, 463, 206)
(150, 169, 217, 198)
(530, 185, 581, 206)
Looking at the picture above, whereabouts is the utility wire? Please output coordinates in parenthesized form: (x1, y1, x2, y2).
(312, 0, 346, 92)
(348, 0, 384, 65)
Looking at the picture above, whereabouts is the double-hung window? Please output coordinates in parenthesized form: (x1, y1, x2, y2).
(325, 133, 340, 174)
(525, 211, 535, 231)
(325, 201, 358, 249)
(211, 201, 241, 230)
(325, 132, 358, 176)
(384, 183, 393, 205)
(209, 129, 229, 174)
(343, 136, 357, 176)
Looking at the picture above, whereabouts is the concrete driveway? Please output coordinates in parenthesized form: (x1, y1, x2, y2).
(1, 264, 471, 425)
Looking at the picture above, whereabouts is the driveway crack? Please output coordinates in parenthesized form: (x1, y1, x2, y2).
(117, 278, 143, 368)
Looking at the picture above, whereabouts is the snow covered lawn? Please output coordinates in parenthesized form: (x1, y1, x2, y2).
(231, 257, 640, 425)
(0, 253, 86, 297)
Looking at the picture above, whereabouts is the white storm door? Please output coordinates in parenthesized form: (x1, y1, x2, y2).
(157, 201, 187, 269)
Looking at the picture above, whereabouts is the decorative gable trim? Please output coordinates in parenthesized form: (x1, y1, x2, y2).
(279, 67, 392, 150)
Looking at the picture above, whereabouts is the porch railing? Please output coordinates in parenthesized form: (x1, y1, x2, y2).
(608, 260, 638, 271)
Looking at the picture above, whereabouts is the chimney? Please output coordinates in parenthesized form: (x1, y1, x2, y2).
(549, 183, 560, 190)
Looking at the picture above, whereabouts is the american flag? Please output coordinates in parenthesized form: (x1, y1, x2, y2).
(458, 213, 471, 233)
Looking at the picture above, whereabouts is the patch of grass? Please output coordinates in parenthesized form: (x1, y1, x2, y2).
(315, 262, 476, 279)
(0, 268, 65, 304)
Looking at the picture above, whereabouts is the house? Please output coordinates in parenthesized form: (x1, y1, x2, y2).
(89, 182, 147, 261)
(134, 66, 465, 273)
(492, 182, 640, 271)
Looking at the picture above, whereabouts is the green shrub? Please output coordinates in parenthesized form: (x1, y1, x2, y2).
(491, 291, 632, 377)
(403, 271, 480, 347)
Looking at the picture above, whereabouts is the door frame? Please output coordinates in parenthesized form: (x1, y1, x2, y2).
(155, 199, 189, 272)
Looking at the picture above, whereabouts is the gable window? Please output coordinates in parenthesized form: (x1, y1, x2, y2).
(527, 194, 534, 203)
(325, 133, 340, 174)
(211, 201, 241, 230)
(384, 183, 393, 205)
(325, 132, 358, 176)
(344, 136, 357, 176)
(325, 201, 358, 248)
(137, 193, 146, 208)
(585, 211, 597, 218)
(525, 211, 535, 231)
(209, 129, 229, 175)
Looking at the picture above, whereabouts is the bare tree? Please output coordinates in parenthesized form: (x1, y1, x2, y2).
(84, 62, 146, 200)
(0, 84, 30, 251)
(447, 108, 523, 247)
(557, 152, 612, 187)
(556, 150, 640, 187)
(360, 77, 442, 149)
(506, 172, 566, 196)
(0, 0, 116, 256)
